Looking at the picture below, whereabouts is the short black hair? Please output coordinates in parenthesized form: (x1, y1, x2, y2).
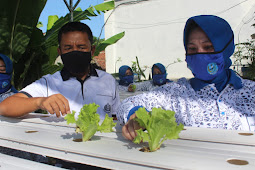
(58, 22, 93, 45)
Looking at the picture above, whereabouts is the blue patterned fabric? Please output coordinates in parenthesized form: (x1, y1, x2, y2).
(117, 77, 255, 131)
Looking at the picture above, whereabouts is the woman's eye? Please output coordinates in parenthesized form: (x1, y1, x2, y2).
(188, 47, 197, 53)
(204, 45, 214, 50)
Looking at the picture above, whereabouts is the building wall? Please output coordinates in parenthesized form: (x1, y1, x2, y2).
(93, 51, 106, 70)
(104, 0, 255, 79)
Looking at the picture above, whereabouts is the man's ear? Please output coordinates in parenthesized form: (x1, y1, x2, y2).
(57, 47, 61, 55)
(91, 45, 96, 56)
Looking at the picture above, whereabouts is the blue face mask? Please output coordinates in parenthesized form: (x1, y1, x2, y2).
(119, 75, 134, 86)
(0, 73, 11, 93)
(186, 52, 225, 81)
(153, 73, 167, 85)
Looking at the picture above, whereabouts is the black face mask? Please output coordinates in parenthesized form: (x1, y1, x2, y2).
(61, 51, 92, 74)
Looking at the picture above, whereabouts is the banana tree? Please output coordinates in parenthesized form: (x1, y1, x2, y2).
(0, 0, 124, 90)
(0, 0, 47, 89)
(42, 0, 125, 75)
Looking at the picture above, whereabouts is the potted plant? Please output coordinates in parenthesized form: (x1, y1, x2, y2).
(232, 39, 255, 80)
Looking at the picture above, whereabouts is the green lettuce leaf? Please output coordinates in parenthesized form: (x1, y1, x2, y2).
(64, 103, 116, 142)
(98, 114, 117, 133)
(64, 111, 76, 124)
(134, 107, 184, 152)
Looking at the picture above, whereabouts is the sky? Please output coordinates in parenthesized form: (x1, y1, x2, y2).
(38, 0, 105, 38)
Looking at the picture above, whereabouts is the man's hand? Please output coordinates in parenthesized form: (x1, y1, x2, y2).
(38, 94, 70, 117)
(122, 113, 142, 140)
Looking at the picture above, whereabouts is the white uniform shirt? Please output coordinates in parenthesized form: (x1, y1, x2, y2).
(21, 69, 120, 118)
(117, 77, 255, 131)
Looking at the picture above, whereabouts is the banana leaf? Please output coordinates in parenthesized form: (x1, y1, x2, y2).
(44, 0, 115, 49)
(0, 0, 47, 62)
(47, 15, 59, 31)
(42, 0, 123, 74)
(94, 32, 125, 56)
(13, 27, 48, 89)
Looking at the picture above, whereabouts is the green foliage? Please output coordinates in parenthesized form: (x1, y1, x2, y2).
(165, 58, 182, 68)
(1, 0, 124, 90)
(64, 103, 116, 142)
(93, 36, 104, 46)
(47, 15, 59, 31)
(133, 107, 184, 152)
(232, 20, 255, 81)
(65, 111, 76, 124)
(94, 32, 125, 56)
(233, 40, 255, 81)
(37, 22, 43, 28)
(0, 0, 47, 88)
(132, 56, 148, 81)
(0, 0, 47, 61)
(44, 0, 116, 49)
(130, 84, 136, 91)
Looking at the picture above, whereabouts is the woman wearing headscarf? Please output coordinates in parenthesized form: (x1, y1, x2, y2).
(117, 15, 255, 140)
(118, 64, 172, 92)
(151, 63, 172, 86)
(118, 65, 135, 91)
(0, 53, 17, 102)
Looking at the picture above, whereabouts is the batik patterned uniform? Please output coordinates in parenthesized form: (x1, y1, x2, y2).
(0, 89, 15, 102)
(117, 77, 255, 131)
(118, 80, 157, 92)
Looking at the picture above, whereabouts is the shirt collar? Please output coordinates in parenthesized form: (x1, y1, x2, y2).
(60, 65, 99, 81)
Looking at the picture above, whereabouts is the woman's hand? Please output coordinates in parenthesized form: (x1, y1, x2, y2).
(122, 113, 142, 140)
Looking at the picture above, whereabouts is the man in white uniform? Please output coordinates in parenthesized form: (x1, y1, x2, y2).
(0, 22, 120, 118)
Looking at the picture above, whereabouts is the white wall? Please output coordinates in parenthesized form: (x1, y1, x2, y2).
(104, 0, 255, 79)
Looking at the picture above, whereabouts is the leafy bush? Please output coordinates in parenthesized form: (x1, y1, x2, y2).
(233, 40, 255, 81)
(0, 0, 124, 90)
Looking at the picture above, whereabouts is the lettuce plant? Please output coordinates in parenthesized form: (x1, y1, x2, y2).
(64, 103, 116, 141)
(131, 84, 136, 91)
(133, 107, 184, 152)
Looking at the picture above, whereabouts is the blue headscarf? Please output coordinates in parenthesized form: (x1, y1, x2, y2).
(183, 15, 242, 92)
(0, 53, 17, 93)
(119, 65, 134, 86)
(152, 63, 166, 74)
(152, 63, 171, 85)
